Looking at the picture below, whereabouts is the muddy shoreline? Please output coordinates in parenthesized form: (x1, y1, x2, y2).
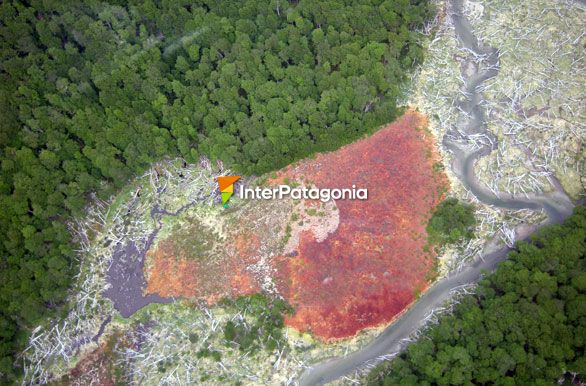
(102, 198, 210, 317)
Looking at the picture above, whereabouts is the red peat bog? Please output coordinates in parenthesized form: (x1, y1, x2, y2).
(145, 110, 448, 340)
(274, 110, 448, 339)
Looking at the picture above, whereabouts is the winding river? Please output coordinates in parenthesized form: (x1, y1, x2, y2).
(297, 0, 575, 384)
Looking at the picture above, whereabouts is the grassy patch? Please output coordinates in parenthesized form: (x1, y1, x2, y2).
(168, 217, 221, 260)
(283, 224, 292, 245)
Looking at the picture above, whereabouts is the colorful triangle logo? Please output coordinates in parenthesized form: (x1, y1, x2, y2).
(217, 176, 241, 208)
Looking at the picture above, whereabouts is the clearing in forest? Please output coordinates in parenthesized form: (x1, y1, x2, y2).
(144, 110, 448, 339)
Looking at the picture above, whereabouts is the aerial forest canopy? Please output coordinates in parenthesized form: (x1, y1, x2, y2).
(367, 206, 586, 385)
(426, 198, 476, 246)
(0, 0, 433, 380)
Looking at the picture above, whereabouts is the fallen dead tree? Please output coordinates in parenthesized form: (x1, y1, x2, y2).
(21, 158, 229, 384)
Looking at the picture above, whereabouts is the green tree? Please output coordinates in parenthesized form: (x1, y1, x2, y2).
(427, 198, 476, 245)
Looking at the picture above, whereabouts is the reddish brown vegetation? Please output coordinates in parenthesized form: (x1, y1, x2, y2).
(63, 332, 128, 386)
(273, 110, 448, 339)
(146, 228, 262, 303)
(65, 346, 115, 386)
(145, 111, 447, 340)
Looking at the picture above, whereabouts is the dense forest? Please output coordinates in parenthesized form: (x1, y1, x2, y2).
(0, 0, 434, 380)
(426, 198, 476, 246)
(367, 206, 586, 385)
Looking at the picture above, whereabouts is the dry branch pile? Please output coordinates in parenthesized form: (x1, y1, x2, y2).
(409, 0, 581, 276)
(466, 0, 585, 198)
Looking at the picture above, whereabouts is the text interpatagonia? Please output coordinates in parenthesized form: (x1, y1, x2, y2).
(239, 184, 368, 203)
